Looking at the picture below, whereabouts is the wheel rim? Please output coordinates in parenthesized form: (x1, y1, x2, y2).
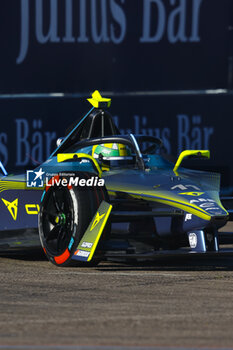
(41, 186, 74, 255)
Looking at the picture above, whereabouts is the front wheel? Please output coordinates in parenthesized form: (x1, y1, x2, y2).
(38, 173, 107, 267)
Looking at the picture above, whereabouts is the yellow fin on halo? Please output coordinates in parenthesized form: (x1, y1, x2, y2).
(87, 90, 111, 108)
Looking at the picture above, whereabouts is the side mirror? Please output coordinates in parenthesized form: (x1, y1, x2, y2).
(56, 137, 64, 147)
(173, 150, 210, 172)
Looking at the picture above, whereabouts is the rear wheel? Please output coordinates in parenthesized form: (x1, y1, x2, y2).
(38, 173, 108, 267)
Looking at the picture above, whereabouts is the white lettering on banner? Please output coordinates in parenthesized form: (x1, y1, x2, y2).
(1, 112, 215, 169)
(167, 0, 188, 43)
(15, 119, 56, 166)
(190, 0, 203, 42)
(140, 0, 166, 42)
(35, 0, 60, 44)
(17, 0, 29, 64)
(16, 119, 30, 166)
(110, 0, 127, 44)
(16, 0, 203, 64)
(91, 0, 110, 44)
(140, 0, 203, 43)
(177, 115, 214, 155)
(16, 0, 127, 64)
(77, 0, 89, 43)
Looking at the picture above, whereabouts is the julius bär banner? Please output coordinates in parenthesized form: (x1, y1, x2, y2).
(0, 0, 231, 93)
(0, 93, 232, 187)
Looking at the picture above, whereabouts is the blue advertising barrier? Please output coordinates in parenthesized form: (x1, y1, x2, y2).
(0, 0, 232, 93)
(0, 92, 232, 189)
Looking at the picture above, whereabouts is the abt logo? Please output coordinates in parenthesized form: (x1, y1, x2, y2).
(26, 168, 45, 187)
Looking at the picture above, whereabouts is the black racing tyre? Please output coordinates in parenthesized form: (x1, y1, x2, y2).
(38, 172, 108, 267)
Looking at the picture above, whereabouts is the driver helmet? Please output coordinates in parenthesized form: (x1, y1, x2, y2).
(92, 143, 132, 163)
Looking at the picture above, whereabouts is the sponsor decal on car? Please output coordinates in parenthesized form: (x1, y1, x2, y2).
(185, 213, 192, 221)
(1, 198, 18, 221)
(68, 237, 74, 251)
(25, 204, 40, 214)
(179, 192, 204, 196)
(171, 185, 201, 191)
(189, 232, 198, 248)
(2, 199, 41, 220)
(190, 198, 219, 211)
(74, 250, 90, 258)
(81, 242, 93, 249)
(90, 211, 106, 231)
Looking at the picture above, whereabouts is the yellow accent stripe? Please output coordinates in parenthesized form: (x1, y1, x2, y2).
(150, 192, 208, 214)
(0, 181, 43, 192)
(109, 188, 209, 214)
(119, 145, 126, 157)
(108, 191, 117, 197)
(178, 192, 204, 196)
(108, 187, 213, 221)
(87, 204, 112, 261)
(129, 193, 211, 221)
(57, 153, 102, 177)
(153, 198, 211, 221)
(92, 145, 98, 158)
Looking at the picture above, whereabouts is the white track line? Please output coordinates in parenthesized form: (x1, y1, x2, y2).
(46, 271, 191, 277)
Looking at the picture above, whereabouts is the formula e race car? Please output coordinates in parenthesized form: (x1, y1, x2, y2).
(0, 90, 232, 266)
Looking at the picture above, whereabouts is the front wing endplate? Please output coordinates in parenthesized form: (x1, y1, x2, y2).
(72, 201, 112, 262)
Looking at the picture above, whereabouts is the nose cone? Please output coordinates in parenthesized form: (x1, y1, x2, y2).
(166, 184, 228, 220)
(104, 169, 228, 221)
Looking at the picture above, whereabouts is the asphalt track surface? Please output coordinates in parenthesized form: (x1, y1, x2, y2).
(1, 225, 233, 350)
